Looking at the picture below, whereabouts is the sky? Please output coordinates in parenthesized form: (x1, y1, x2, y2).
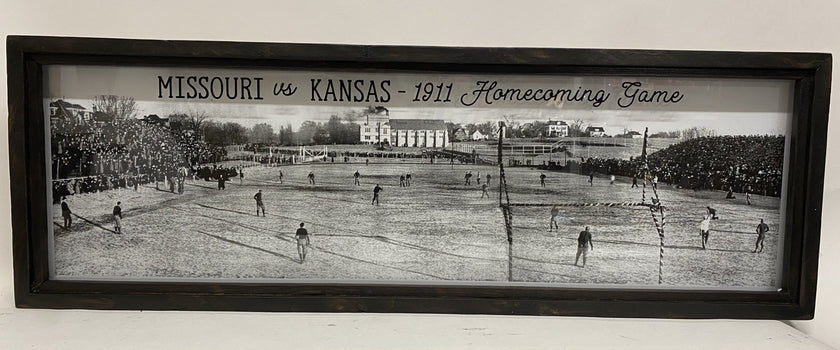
(47, 65, 793, 137)
(115, 101, 790, 137)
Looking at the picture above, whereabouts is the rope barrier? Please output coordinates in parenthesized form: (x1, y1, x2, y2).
(509, 202, 662, 208)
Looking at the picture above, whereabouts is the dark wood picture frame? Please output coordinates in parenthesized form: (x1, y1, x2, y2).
(6, 36, 830, 319)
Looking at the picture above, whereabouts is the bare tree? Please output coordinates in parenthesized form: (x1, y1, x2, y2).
(91, 95, 138, 120)
(568, 119, 586, 137)
(681, 126, 717, 140)
(502, 115, 522, 138)
(184, 108, 208, 134)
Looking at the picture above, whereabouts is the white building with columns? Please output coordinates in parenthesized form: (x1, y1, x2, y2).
(389, 119, 449, 148)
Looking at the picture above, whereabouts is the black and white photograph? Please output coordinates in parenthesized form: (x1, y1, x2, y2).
(46, 66, 791, 290)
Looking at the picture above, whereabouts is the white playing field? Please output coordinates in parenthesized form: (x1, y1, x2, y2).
(51, 159, 781, 289)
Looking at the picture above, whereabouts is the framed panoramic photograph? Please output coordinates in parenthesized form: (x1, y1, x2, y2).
(7, 36, 830, 318)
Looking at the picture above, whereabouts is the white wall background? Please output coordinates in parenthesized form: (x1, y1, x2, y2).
(1, 0, 838, 348)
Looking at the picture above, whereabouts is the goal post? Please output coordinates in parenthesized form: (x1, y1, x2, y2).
(496, 123, 668, 284)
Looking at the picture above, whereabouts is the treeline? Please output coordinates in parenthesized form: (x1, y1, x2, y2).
(166, 113, 360, 146)
(649, 126, 717, 140)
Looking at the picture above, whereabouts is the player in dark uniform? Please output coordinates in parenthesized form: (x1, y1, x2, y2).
(464, 172, 472, 185)
(476, 171, 481, 185)
(254, 190, 265, 216)
(295, 222, 310, 263)
(754, 219, 770, 253)
(405, 173, 411, 187)
(113, 201, 123, 234)
(631, 175, 638, 188)
(239, 168, 244, 184)
(575, 226, 594, 267)
(588, 172, 594, 187)
(706, 206, 719, 220)
(540, 173, 547, 187)
(480, 183, 489, 198)
(60, 197, 72, 229)
(278, 169, 284, 184)
(726, 186, 736, 199)
(486, 173, 491, 184)
(399, 175, 406, 187)
(308, 171, 315, 185)
(354, 170, 361, 186)
(372, 184, 383, 205)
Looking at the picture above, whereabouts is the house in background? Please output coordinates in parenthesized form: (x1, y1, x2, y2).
(544, 120, 569, 137)
(453, 128, 468, 141)
(49, 100, 90, 121)
(471, 130, 486, 141)
(359, 108, 392, 145)
(141, 114, 170, 128)
(586, 126, 607, 137)
(621, 130, 643, 139)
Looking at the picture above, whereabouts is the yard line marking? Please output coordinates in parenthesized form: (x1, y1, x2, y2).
(198, 230, 298, 263)
(192, 203, 504, 263)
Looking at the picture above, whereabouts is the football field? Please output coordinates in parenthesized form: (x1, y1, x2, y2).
(52, 160, 781, 288)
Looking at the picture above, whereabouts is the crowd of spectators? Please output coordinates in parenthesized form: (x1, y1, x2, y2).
(580, 135, 785, 197)
(232, 145, 447, 165)
(50, 117, 216, 201)
(194, 165, 239, 181)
